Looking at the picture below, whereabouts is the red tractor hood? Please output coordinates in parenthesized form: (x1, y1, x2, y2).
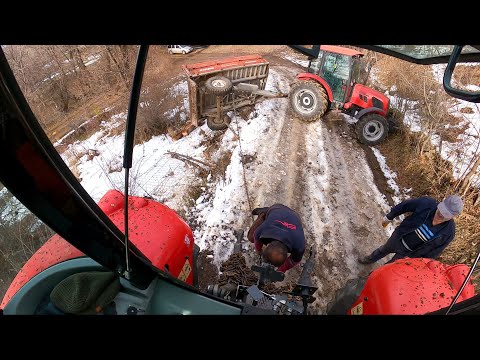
(349, 258, 475, 315)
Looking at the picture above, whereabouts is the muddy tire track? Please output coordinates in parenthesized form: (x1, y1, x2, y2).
(246, 109, 391, 313)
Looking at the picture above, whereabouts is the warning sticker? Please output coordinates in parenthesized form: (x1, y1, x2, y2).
(178, 259, 192, 282)
(350, 302, 363, 315)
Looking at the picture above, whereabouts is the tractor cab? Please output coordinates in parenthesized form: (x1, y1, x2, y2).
(289, 45, 392, 146)
(306, 45, 365, 106)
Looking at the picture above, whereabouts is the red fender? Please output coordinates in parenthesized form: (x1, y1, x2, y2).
(296, 73, 333, 103)
(348, 258, 475, 315)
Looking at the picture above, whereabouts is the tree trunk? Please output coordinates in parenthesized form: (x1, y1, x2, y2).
(105, 45, 129, 90)
(73, 46, 91, 96)
(45, 46, 71, 112)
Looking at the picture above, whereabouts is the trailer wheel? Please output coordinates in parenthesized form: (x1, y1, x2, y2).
(289, 80, 328, 122)
(326, 278, 367, 315)
(355, 113, 389, 146)
(207, 114, 230, 131)
(205, 76, 233, 96)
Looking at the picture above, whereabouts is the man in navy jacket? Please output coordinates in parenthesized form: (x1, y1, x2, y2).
(247, 204, 305, 273)
(359, 195, 463, 265)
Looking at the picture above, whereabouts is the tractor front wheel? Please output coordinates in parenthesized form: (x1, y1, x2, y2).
(289, 80, 328, 122)
(355, 113, 389, 146)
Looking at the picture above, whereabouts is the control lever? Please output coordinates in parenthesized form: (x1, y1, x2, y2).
(251, 263, 285, 286)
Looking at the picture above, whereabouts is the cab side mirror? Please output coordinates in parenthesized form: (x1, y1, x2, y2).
(443, 45, 480, 103)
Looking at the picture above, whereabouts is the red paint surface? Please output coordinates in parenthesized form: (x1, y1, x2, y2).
(183, 55, 268, 77)
(320, 45, 364, 58)
(349, 258, 475, 315)
(346, 83, 389, 115)
(1, 190, 194, 308)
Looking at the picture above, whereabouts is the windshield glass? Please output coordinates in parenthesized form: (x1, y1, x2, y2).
(1, 45, 479, 315)
(321, 52, 350, 102)
(376, 45, 480, 60)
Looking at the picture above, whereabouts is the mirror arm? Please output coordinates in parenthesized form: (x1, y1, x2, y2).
(443, 45, 480, 103)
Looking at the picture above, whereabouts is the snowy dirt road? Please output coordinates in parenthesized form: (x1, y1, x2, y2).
(191, 63, 393, 313)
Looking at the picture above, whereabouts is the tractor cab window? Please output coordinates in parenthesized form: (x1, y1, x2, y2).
(308, 50, 324, 75)
(322, 53, 351, 103)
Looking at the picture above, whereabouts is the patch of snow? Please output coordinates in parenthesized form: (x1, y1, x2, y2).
(342, 113, 357, 125)
(281, 53, 309, 68)
(371, 148, 404, 204)
(466, 84, 480, 92)
(431, 64, 447, 84)
(85, 54, 101, 67)
(0, 195, 28, 224)
(370, 148, 409, 235)
(170, 80, 188, 96)
(53, 118, 94, 146)
(111, 112, 127, 121)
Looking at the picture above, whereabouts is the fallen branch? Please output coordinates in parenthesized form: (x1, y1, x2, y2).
(166, 151, 213, 170)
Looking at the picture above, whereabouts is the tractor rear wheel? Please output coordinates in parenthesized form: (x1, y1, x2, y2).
(326, 277, 367, 315)
(289, 80, 328, 122)
(355, 113, 389, 146)
(205, 76, 233, 96)
(207, 114, 230, 131)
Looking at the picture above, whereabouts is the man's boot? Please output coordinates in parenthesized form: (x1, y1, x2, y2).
(358, 255, 375, 264)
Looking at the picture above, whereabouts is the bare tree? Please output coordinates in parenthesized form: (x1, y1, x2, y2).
(105, 45, 136, 89)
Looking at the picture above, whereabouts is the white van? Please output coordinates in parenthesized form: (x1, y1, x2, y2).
(167, 45, 194, 55)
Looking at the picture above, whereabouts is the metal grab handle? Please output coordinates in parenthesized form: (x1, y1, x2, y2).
(443, 45, 480, 103)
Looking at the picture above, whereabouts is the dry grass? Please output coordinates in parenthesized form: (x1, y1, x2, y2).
(453, 65, 480, 90)
(378, 132, 434, 197)
(135, 84, 178, 144)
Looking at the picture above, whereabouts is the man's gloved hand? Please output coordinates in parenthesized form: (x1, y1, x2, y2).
(381, 216, 391, 228)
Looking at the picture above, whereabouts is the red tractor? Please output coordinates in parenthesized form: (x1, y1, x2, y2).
(289, 45, 394, 146)
(1, 45, 480, 316)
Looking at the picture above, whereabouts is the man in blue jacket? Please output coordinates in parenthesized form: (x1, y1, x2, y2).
(247, 204, 305, 273)
(358, 195, 463, 265)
